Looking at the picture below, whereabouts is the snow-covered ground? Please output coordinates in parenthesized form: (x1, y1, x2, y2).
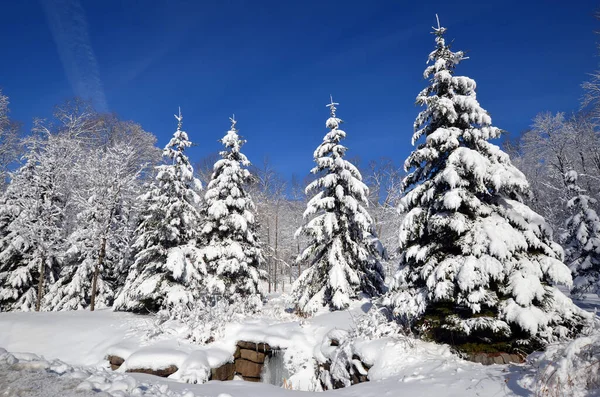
(0, 294, 598, 397)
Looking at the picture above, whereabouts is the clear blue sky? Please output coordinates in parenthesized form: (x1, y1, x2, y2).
(0, 0, 598, 180)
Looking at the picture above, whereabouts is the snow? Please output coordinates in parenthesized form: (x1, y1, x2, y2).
(0, 294, 573, 396)
(0, 288, 598, 397)
(120, 347, 189, 372)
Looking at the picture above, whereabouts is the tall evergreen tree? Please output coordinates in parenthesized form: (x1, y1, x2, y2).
(199, 116, 263, 309)
(387, 20, 588, 352)
(114, 110, 204, 313)
(292, 99, 386, 315)
(562, 170, 600, 297)
(0, 135, 72, 311)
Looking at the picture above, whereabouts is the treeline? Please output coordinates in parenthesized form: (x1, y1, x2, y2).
(0, 16, 599, 356)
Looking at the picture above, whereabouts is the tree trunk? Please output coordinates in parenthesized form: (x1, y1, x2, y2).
(266, 222, 272, 293)
(35, 254, 45, 312)
(90, 237, 106, 311)
(274, 209, 279, 292)
(297, 242, 301, 280)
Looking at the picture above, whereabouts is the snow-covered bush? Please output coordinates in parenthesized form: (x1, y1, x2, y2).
(153, 296, 255, 344)
(316, 305, 407, 389)
(524, 322, 600, 397)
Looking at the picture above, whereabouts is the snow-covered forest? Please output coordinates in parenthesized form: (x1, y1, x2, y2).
(2, 14, 600, 397)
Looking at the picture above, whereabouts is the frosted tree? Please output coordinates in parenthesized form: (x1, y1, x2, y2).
(0, 90, 21, 191)
(114, 110, 204, 313)
(562, 170, 600, 297)
(0, 135, 73, 311)
(199, 116, 263, 309)
(0, 161, 39, 311)
(387, 20, 588, 352)
(292, 99, 386, 315)
(45, 145, 142, 311)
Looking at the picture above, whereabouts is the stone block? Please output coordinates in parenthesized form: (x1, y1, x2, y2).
(240, 348, 266, 363)
(126, 365, 178, 377)
(107, 355, 124, 371)
(235, 358, 264, 378)
(211, 362, 236, 381)
(236, 341, 271, 352)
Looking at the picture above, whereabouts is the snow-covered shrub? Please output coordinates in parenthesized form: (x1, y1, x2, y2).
(316, 306, 407, 389)
(153, 295, 259, 344)
(524, 322, 600, 397)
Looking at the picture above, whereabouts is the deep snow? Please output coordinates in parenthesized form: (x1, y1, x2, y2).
(1, 293, 597, 397)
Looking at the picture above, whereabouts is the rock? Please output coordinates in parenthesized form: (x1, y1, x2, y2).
(107, 355, 124, 371)
(242, 376, 262, 382)
(240, 349, 266, 363)
(126, 365, 178, 377)
(233, 347, 241, 359)
(466, 352, 525, 365)
(236, 341, 271, 352)
(509, 353, 525, 364)
(211, 362, 236, 381)
(235, 358, 263, 378)
(330, 339, 339, 347)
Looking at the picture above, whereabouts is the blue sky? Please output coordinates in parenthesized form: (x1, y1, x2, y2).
(0, 0, 598, 181)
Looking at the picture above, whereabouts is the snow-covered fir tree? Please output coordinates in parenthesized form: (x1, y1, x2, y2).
(114, 110, 204, 313)
(0, 135, 72, 311)
(562, 170, 600, 297)
(199, 116, 263, 309)
(386, 20, 588, 352)
(0, 161, 40, 311)
(292, 99, 386, 315)
(45, 145, 142, 311)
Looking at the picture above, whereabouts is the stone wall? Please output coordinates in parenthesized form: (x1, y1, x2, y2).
(465, 352, 525, 365)
(211, 341, 275, 382)
(105, 355, 179, 377)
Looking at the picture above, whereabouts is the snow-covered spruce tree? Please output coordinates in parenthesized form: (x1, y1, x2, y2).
(114, 110, 204, 313)
(0, 135, 72, 312)
(292, 99, 386, 315)
(562, 170, 600, 297)
(0, 161, 39, 311)
(386, 21, 588, 353)
(45, 145, 142, 311)
(199, 116, 263, 309)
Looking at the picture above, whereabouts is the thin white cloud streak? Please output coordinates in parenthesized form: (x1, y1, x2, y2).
(41, 0, 108, 112)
